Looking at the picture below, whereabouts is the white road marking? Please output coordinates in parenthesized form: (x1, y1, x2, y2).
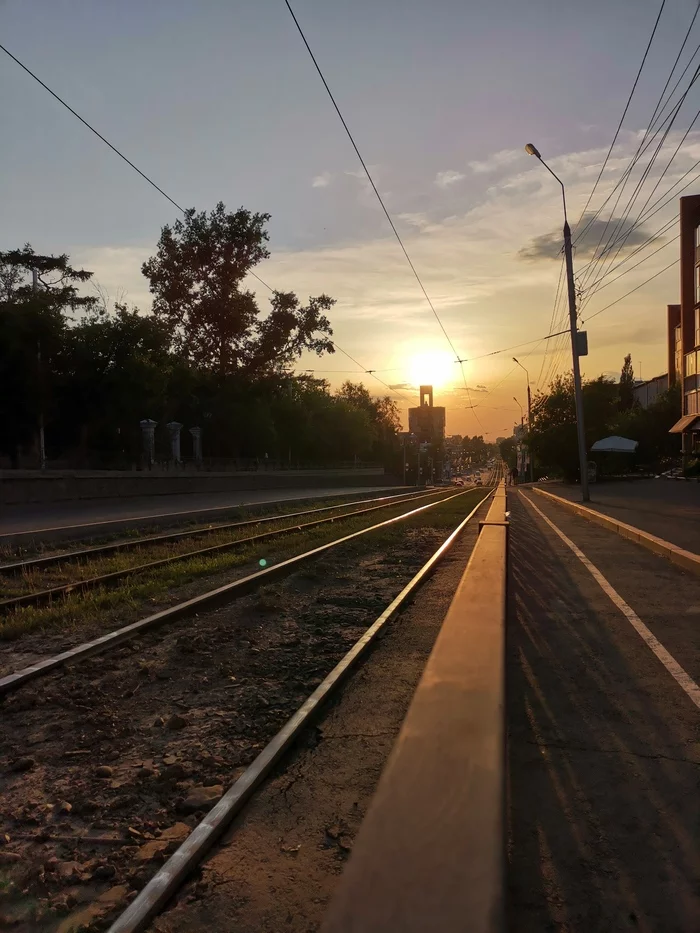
(521, 493, 700, 712)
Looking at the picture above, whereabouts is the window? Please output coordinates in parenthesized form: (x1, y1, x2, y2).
(695, 308, 700, 348)
(686, 351, 697, 376)
(695, 265, 700, 305)
(687, 390, 699, 415)
(676, 324, 682, 348)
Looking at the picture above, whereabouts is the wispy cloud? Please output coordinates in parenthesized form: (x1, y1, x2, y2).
(468, 149, 521, 174)
(435, 170, 465, 188)
(312, 171, 332, 188)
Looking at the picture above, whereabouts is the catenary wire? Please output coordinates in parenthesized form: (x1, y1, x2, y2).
(574, 0, 667, 232)
(282, 0, 475, 417)
(0, 41, 411, 408)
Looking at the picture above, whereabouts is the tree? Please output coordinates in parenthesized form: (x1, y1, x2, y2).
(619, 353, 635, 411)
(0, 245, 97, 465)
(528, 372, 618, 480)
(142, 203, 334, 375)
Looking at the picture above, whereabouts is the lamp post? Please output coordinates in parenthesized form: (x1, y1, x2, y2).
(513, 356, 534, 483)
(513, 398, 525, 478)
(525, 143, 589, 501)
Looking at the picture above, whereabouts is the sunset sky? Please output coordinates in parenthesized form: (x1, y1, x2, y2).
(2, 0, 698, 438)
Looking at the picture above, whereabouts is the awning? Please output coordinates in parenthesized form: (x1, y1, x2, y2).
(590, 435, 638, 453)
(669, 414, 700, 434)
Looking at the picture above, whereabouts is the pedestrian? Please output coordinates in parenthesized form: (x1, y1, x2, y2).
(510, 465, 519, 486)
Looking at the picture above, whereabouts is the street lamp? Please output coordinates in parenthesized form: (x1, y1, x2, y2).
(513, 397, 524, 422)
(525, 142, 589, 501)
(513, 357, 534, 483)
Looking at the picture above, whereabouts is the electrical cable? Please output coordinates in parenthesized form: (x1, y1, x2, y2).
(282, 0, 474, 418)
(574, 0, 667, 231)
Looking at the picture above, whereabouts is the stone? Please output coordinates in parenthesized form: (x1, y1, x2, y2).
(162, 762, 188, 781)
(0, 851, 21, 864)
(56, 860, 82, 883)
(180, 785, 224, 814)
(9, 756, 35, 773)
(92, 863, 116, 880)
(158, 822, 190, 843)
(137, 766, 157, 779)
(57, 885, 128, 933)
(135, 839, 168, 862)
(95, 765, 113, 779)
(153, 717, 164, 728)
(164, 713, 187, 731)
(58, 801, 72, 814)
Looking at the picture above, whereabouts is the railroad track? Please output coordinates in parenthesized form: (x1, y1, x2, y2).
(0, 482, 496, 933)
(0, 487, 451, 613)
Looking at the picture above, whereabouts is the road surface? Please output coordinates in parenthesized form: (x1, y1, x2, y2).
(540, 478, 700, 553)
(0, 485, 400, 544)
(508, 488, 700, 931)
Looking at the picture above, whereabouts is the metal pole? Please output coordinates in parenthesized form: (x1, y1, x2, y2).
(33, 269, 46, 472)
(564, 221, 589, 501)
(402, 436, 406, 485)
(527, 381, 533, 483)
(525, 144, 589, 502)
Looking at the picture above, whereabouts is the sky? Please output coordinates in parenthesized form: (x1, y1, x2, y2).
(2, 0, 700, 438)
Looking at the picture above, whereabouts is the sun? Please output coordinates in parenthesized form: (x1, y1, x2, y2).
(406, 350, 456, 390)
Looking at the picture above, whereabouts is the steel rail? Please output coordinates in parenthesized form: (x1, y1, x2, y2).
(105, 489, 494, 933)
(0, 488, 426, 576)
(0, 489, 450, 613)
(0, 487, 483, 696)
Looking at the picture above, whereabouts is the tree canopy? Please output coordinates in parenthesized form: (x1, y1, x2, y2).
(141, 203, 334, 375)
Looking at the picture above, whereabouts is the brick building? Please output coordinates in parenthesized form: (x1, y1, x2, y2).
(669, 194, 700, 449)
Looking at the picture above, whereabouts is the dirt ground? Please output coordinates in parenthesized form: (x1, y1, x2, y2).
(0, 494, 486, 932)
(152, 506, 486, 933)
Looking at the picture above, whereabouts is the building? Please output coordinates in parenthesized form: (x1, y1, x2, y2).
(408, 385, 446, 444)
(632, 373, 669, 408)
(668, 194, 700, 449)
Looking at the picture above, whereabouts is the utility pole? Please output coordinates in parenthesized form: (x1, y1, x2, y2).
(33, 268, 46, 472)
(526, 143, 589, 501)
(563, 220, 589, 501)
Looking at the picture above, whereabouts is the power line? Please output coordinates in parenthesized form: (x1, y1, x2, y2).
(0, 40, 407, 405)
(574, 23, 700, 249)
(282, 0, 470, 393)
(0, 41, 275, 293)
(574, 0, 667, 230)
(582, 258, 678, 323)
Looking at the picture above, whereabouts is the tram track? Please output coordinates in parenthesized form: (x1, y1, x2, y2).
(0, 488, 447, 614)
(0, 483, 495, 933)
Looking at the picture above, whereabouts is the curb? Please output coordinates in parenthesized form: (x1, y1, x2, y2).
(531, 486, 700, 577)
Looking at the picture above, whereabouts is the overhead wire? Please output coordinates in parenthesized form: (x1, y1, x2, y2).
(282, 0, 481, 427)
(0, 40, 413, 408)
(573, 0, 667, 232)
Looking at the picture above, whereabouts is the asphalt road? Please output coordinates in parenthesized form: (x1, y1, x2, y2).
(542, 478, 700, 553)
(508, 489, 700, 932)
(0, 485, 400, 543)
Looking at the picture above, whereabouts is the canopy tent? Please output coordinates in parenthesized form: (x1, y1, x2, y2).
(590, 436, 638, 453)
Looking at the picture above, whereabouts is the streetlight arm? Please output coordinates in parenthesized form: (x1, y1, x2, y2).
(526, 149, 569, 227)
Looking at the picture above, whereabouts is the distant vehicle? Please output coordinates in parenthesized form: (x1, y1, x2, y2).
(475, 478, 483, 485)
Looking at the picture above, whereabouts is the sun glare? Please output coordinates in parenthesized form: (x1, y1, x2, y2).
(406, 350, 456, 390)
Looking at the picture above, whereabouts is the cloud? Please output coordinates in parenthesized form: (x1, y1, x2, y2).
(312, 172, 332, 188)
(518, 213, 656, 261)
(389, 382, 414, 390)
(435, 170, 465, 189)
(468, 149, 521, 174)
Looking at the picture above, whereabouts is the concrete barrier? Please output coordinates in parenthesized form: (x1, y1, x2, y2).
(0, 468, 396, 506)
(532, 486, 700, 576)
(321, 483, 508, 933)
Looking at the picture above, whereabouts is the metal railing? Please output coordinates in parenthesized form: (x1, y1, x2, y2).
(321, 482, 508, 933)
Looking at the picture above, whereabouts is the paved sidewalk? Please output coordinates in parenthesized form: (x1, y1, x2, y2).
(539, 479, 700, 553)
(508, 489, 700, 932)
